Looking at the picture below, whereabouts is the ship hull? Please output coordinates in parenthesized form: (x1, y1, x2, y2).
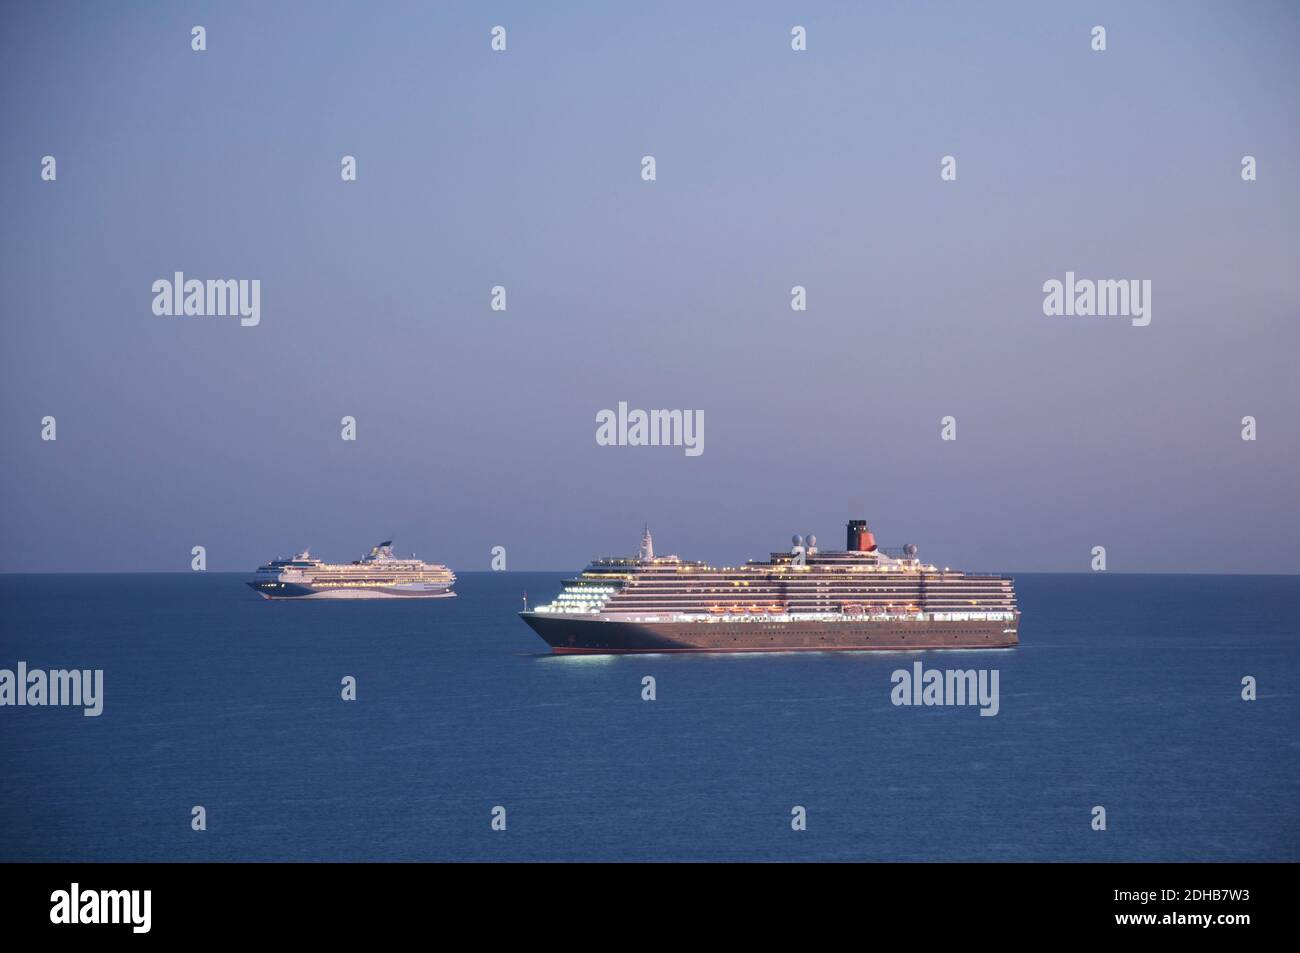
(248, 582, 456, 600)
(520, 613, 1018, 655)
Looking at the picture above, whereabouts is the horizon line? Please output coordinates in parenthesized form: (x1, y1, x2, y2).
(1, 570, 1297, 578)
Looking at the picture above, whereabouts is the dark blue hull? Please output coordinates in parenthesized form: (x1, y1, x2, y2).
(247, 581, 456, 600)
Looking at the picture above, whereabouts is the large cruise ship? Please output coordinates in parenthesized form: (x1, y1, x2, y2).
(248, 541, 456, 599)
(520, 520, 1018, 654)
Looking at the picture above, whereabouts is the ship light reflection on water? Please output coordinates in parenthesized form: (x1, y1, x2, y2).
(537, 652, 618, 667)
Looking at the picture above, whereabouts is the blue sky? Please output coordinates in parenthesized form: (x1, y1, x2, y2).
(1, 1, 1297, 572)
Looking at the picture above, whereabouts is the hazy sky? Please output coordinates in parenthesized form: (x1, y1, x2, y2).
(1, 1, 1297, 573)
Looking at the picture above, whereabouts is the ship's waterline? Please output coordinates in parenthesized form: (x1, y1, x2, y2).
(248, 540, 456, 600)
(520, 520, 1018, 655)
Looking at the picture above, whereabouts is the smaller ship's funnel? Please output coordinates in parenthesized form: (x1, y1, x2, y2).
(846, 519, 877, 552)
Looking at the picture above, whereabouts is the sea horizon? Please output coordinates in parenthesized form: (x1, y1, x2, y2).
(3, 569, 1297, 577)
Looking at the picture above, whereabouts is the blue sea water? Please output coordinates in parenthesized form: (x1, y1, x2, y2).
(0, 572, 1295, 862)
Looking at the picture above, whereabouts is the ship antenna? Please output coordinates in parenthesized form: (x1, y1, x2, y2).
(522, 590, 528, 611)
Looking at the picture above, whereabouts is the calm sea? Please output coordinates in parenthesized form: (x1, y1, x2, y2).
(0, 572, 1295, 862)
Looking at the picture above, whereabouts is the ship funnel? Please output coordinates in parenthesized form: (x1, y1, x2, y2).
(846, 519, 877, 552)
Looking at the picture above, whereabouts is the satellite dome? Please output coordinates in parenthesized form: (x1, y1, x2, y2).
(904, 543, 918, 557)
(806, 534, 817, 548)
(792, 534, 804, 547)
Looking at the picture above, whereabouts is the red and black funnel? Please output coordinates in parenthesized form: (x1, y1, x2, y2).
(846, 519, 877, 552)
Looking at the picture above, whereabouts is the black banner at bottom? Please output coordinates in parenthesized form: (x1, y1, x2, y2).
(1, 862, 1284, 940)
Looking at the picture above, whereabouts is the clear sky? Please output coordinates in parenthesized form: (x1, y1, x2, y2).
(1, 1, 1297, 573)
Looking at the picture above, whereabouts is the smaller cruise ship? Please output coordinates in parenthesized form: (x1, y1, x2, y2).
(248, 541, 456, 600)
